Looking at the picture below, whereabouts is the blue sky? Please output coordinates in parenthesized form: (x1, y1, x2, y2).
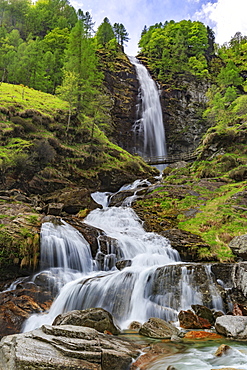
(70, 0, 247, 55)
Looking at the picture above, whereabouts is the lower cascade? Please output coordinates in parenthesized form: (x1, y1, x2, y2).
(23, 181, 227, 332)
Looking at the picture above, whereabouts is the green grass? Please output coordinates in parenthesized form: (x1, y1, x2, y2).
(0, 82, 69, 115)
(178, 181, 247, 260)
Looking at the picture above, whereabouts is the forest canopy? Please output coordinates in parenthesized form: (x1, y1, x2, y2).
(0, 0, 246, 132)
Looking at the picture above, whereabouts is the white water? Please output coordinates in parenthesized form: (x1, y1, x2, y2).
(129, 56, 167, 164)
(148, 343, 247, 370)
(23, 183, 226, 334)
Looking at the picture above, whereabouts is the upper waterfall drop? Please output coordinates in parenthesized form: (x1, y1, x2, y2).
(129, 56, 167, 164)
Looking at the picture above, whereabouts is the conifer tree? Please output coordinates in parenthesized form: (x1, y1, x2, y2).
(60, 19, 103, 114)
(113, 23, 129, 46)
(96, 17, 115, 46)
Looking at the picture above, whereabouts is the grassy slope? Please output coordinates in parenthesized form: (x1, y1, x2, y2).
(0, 82, 157, 270)
(0, 82, 156, 193)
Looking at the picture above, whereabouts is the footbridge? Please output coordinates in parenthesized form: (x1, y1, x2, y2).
(144, 152, 197, 165)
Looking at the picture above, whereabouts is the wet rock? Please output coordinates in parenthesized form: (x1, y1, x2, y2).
(214, 344, 232, 356)
(160, 229, 213, 262)
(130, 343, 177, 370)
(128, 321, 142, 331)
(43, 188, 100, 215)
(139, 317, 179, 339)
(0, 285, 53, 338)
(52, 308, 121, 335)
(109, 190, 135, 206)
(116, 260, 132, 270)
(191, 304, 215, 325)
(184, 331, 222, 340)
(178, 310, 212, 329)
(233, 303, 247, 316)
(47, 202, 64, 215)
(152, 264, 227, 313)
(211, 368, 242, 370)
(229, 234, 247, 260)
(215, 315, 247, 339)
(63, 218, 118, 258)
(0, 324, 141, 370)
(213, 310, 225, 320)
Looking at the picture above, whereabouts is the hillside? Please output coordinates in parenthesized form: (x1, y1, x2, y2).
(0, 82, 157, 274)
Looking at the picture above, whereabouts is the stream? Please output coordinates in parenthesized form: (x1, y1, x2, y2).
(21, 57, 247, 368)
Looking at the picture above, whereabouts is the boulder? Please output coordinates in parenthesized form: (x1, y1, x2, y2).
(178, 310, 212, 329)
(229, 234, 247, 260)
(47, 202, 64, 215)
(130, 342, 177, 370)
(184, 331, 222, 340)
(139, 317, 179, 339)
(116, 260, 132, 270)
(191, 304, 215, 325)
(109, 190, 135, 207)
(233, 303, 247, 316)
(0, 285, 53, 338)
(128, 321, 142, 331)
(0, 324, 141, 370)
(214, 344, 232, 357)
(63, 218, 119, 258)
(52, 308, 121, 335)
(43, 188, 99, 215)
(215, 315, 247, 339)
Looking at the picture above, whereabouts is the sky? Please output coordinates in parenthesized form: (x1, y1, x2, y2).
(70, 0, 247, 55)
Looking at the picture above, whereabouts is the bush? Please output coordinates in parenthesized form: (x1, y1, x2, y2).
(32, 139, 56, 164)
(229, 165, 247, 181)
(11, 116, 37, 133)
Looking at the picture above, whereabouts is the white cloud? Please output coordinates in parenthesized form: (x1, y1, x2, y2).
(195, 0, 247, 45)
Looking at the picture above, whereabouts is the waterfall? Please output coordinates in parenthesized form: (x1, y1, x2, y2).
(129, 56, 167, 165)
(23, 182, 226, 332)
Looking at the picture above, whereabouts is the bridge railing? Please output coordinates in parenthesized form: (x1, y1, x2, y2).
(144, 152, 197, 165)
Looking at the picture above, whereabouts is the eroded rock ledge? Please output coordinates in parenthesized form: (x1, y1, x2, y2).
(0, 324, 141, 370)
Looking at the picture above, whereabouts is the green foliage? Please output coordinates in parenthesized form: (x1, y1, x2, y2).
(96, 17, 115, 46)
(0, 137, 32, 172)
(62, 20, 104, 114)
(113, 23, 129, 46)
(138, 20, 210, 82)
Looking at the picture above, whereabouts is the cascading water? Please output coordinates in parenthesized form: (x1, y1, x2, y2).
(23, 182, 226, 333)
(19, 58, 245, 369)
(129, 56, 167, 169)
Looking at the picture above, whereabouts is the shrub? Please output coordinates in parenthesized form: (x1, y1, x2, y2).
(229, 165, 247, 181)
(11, 116, 37, 133)
(32, 139, 56, 164)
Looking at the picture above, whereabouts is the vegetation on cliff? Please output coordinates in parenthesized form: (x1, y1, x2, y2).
(0, 81, 156, 271)
(131, 20, 247, 262)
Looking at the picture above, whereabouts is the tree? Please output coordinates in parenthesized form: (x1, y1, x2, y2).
(41, 27, 69, 93)
(113, 23, 129, 47)
(56, 70, 78, 130)
(217, 61, 243, 90)
(62, 20, 103, 114)
(96, 17, 115, 46)
(78, 9, 94, 36)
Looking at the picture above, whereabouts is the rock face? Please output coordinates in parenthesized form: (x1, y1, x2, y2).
(53, 308, 121, 335)
(215, 315, 247, 339)
(161, 74, 210, 155)
(101, 51, 139, 154)
(191, 304, 215, 325)
(139, 317, 179, 339)
(0, 280, 54, 339)
(229, 234, 247, 260)
(178, 310, 212, 329)
(0, 324, 141, 370)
